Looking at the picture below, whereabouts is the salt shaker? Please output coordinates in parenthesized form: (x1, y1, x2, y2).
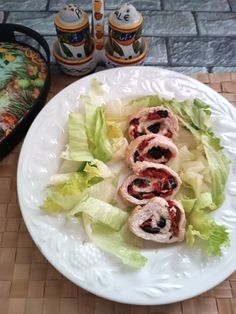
(54, 4, 93, 60)
(107, 3, 143, 60)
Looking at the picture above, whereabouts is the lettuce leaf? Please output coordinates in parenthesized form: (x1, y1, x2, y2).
(106, 121, 128, 161)
(61, 79, 114, 163)
(68, 197, 128, 231)
(41, 172, 92, 213)
(166, 98, 212, 140)
(80, 80, 112, 162)
(88, 78, 106, 99)
(80, 80, 129, 162)
(104, 98, 127, 123)
(92, 107, 113, 161)
(83, 159, 111, 179)
(202, 134, 230, 207)
(61, 112, 94, 162)
(58, 159, 81, 173)
(82, 77, 107, 141)
(82, 94, 113, 162)
(181, 192, 216, 214)
(106, 121, 124, 139)
(83, 214, 147, 268)
(207, 224, 230, 256)
(44, 175, 118, 215)
(84, 177, 117, 203)
(193, 192, 216, 211)
(49, 173, 74, 185)
(185, 192, 229, 256)
(41, 160, 111, 213)
(42, 192, 85, 212)
(186, 209, 229, 256)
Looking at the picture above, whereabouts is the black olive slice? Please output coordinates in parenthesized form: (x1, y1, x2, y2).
(147, 122, 160, 133)
(134, 150, 139, 162)
(157, 110, 168, 118)
(147, 146, 164, 159)
(157, 217, 166, 228)
(169, 176, 177, 189)
(142, 226, 160, 234)
(130, 118, 139, 125)
(133, 178, 149, 187)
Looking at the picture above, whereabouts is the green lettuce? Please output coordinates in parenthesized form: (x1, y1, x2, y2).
(193, 192, 216, 211)
(68, 197, 128, 231)
(41, 160, 111, 213)
(186, 209, 229, 256)
(181, 192, 216, 214)
(81, 80, 130, 162)
(61, 79, 114, 163)
(41, 172, 90, 213)
(83, 159, 111, 179)
(106, 121, 128, 161)
(58, 159, 81, 173)
(82, 94, 113, 162)
(106, 120, 124, 139)
(92, 107, 113, 161)
(61, 112, 94, 162)
(84, 177, 117, 203)
(83, 214, 147, 268)
(201, 135, 229, 207)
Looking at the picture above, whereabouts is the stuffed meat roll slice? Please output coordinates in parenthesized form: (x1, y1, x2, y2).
(129, 197, 186, 243)
(126, 134, 178, 167)
(120, 161, 181, 205)
(128, 106, 179, 140)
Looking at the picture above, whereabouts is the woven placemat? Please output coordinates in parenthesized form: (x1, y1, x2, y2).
(1, 72, 236, 314)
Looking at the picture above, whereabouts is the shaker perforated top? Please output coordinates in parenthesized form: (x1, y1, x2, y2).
(109, 3, 142, 29)
(54, 4, 88, 30)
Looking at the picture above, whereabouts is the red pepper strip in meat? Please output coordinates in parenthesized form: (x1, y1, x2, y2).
(138, 139, 151, 152)
(140, 168, 170, 179)
(147, 112, 161, 120)
(168, 201, 181, 236)
(140, 218, 152, 228)
(165, 130, 173, 138)
(142, 193, 156, 199)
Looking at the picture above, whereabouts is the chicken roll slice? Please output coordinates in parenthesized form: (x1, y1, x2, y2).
(128, 106, 179, 140)
(129, 197, 186, 243)
(120, 161, 181, 205)
(126, 134, 178, 168)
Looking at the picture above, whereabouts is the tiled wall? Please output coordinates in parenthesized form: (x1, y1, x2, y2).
(1, 0, 236, 74)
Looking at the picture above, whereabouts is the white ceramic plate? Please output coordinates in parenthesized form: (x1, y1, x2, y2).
(17, 67, 236, 305)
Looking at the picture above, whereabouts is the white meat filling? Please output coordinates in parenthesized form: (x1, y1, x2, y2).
(149, 205, 171, 234)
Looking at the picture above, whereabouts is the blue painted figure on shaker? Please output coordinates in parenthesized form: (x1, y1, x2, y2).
(54, 4, 93, 60)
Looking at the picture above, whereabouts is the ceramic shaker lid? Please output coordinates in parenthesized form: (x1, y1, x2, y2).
(109, 3, 142, 29)
(54, 4, 88, 30)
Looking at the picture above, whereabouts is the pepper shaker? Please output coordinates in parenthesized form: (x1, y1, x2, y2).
(54, 4, 94, 60)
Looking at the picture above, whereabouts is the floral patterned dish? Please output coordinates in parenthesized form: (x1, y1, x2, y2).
(0, 42, 47, 143)
(0, 23, 50, 159)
